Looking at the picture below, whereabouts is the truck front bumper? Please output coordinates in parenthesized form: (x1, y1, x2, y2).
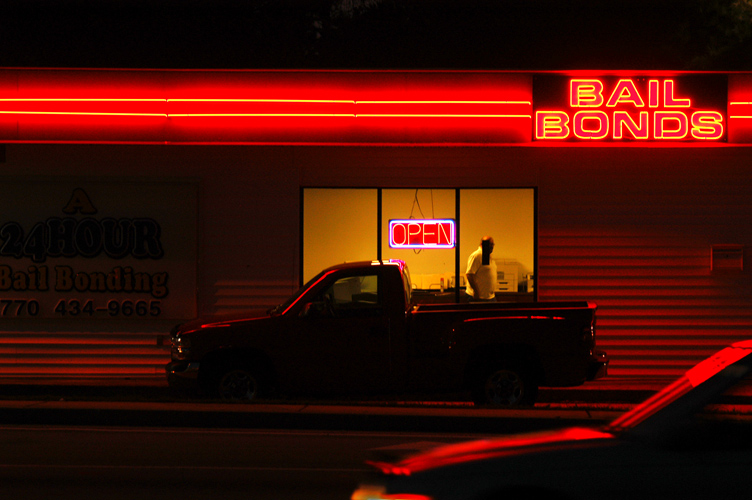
(165, 360, 201, 389)
(587, 349, 609, 380)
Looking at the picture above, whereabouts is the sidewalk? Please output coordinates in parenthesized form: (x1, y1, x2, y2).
(0, 375, 666, 405)
(0, 376, 750, 432)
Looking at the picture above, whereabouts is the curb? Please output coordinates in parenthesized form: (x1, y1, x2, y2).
(0, 399, 621, 433)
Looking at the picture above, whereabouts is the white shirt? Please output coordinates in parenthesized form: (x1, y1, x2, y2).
(465, 246, 497, 300)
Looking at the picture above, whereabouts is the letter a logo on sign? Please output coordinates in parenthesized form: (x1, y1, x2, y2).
(62, 188, 98, 215)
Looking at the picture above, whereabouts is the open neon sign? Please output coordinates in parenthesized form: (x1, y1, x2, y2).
(535, 77, 726, 141)
(389, 219, 455, 249)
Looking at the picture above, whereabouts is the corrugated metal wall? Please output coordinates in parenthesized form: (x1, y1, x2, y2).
(537, 148, 752, 378)
(195, 148, 301, 315)
(0, 329, 168, 378)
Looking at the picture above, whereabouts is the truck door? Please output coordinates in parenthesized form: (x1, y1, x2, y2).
(290, 270, 395, 394)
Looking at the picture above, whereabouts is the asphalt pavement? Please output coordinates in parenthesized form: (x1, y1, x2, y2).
(1, 376, 750, 433)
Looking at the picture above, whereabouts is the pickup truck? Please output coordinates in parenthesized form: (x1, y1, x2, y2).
(166, 260, 607, 406)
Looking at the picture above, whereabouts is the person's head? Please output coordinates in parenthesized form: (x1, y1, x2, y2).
(480, 236, 495, 254)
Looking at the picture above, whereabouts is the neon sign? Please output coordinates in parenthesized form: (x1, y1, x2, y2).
(388, 219, 455, 249)
(535, 76, 726, 142)
(0, 69, 534, 145)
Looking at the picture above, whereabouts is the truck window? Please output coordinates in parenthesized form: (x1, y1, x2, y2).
(322, 274, 381, 317)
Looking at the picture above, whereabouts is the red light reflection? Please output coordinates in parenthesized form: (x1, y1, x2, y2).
(369, 427, 612, 476)
(0, 69, 533, 144)
(608, 340, 752, 430)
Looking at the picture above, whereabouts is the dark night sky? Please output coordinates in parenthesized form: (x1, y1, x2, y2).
(0, 0, 750, 70)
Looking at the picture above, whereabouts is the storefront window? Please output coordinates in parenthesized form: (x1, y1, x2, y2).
(381, 189, 456, 302)
(302, 188, 377, 282)
(459, 189, 536, 300)
(302, 187, 536, 303)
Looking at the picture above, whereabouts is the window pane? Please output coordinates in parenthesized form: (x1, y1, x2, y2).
(303, 188, 378, 282)
(381, 189, 456, 296)
(460, 189, 535, 297)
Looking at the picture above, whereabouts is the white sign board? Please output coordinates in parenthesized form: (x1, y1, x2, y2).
(0, 180, 197, 320)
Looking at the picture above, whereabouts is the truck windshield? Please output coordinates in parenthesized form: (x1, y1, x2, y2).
(269, 269, 330, 316)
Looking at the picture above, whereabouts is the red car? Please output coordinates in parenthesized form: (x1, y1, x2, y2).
(353, 340, 752, 500)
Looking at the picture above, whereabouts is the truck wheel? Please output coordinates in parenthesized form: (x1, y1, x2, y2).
(217, 365, 261, 402)
(474, 363, 537, 407)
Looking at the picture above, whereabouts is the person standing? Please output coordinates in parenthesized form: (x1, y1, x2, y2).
(465, 236, 498, 302)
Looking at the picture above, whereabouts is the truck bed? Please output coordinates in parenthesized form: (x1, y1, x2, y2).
(413, 301, 596, 313)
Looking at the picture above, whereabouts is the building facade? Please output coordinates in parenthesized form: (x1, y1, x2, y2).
(1, 68, 751, 380)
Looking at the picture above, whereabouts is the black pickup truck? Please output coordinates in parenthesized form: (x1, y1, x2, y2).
(166, 260, 607, 406)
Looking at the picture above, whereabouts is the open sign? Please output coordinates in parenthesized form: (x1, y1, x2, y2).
(388, 219, 455, 249)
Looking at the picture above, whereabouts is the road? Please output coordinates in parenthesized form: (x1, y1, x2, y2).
(0, 425, 477, 500)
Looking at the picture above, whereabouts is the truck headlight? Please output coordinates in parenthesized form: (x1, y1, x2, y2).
(171, 335, 191, 360)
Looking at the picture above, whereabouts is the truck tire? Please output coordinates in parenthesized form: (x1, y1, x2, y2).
(199, 359, 265, 402)
(473, 362, 538, 407)
(217, 365, 260, 401)
(199, 352, 274, 402)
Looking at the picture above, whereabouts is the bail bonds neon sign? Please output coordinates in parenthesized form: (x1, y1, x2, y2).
(535, 76, 726, 142)
(389, 219, 455, 249)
